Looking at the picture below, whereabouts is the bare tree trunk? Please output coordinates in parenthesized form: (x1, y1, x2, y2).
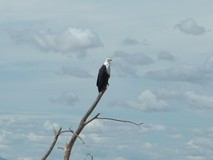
(64, 89, 106, 160)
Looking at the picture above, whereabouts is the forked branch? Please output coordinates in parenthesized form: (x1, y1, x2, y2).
(41, 127, 62, 160)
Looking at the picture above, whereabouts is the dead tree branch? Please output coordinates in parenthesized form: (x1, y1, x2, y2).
(41, 127, 62, 160)
(42, 126, 88, 160)
(84, 153, 94, 160)
(97, 117, 143, 127)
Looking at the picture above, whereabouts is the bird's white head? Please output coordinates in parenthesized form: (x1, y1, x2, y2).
(105, 58, 112, 64)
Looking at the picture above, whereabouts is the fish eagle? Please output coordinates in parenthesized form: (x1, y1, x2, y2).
(96, 58, 112, 92)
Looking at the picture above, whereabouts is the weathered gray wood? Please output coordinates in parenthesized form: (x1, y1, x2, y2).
(64, 89, 106, 160)
(41, 127, 62, 160)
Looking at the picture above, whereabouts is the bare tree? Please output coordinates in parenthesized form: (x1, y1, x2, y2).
(42, 88, 142, 160)
(41, 89, 107, 160)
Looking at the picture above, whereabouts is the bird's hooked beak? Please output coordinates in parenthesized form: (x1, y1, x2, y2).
(105, 58, 112, 64)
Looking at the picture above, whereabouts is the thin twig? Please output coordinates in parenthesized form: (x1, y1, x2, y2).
(58, 147, 64, 150)
(84, 153, 94, 160)
(41, 127, 62, 160)
(68, 128, 86, 144)
(59, 129, 87, 144)
(97, 117, 143, 126)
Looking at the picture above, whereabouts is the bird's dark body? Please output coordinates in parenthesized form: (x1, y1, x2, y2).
(96, 65, 110, 92)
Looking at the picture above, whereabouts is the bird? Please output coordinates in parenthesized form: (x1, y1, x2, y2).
(96, 58, 112, 92)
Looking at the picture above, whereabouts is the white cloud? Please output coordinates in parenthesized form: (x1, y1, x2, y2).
(185, 91, 213, 110)
(147, 56, 213, 84)
(147, 65, 209, 83)
(187, 140, 200, 149)
(158, 51, 175, 62)
(140, 124, 166, 133)
(86, 120, 105, 131)
(0, 130, 11, 150)
(17, 157, 34, 160)
(49, 91, 79, 106)
(197, 137, 213, 148)
(186, 128, 213, 159)
(9, 27, 103, 58)
(175, 18, 206, 35)
(0, 144, 10, 150)
(59, 66, 93, 78)
(112, 50, 154, 77)
(186, 137, 213, 157)
(113, 50, 153, 66)
(169, 133, 183, 139)
(43, 120, 60, 131)
(156, 88, 180, 99)
(116, 144, 129, 150)
(0, 116, 15, 126)
(143, 142, 157, 149)
(113, 157, 127, 160)
(88, 133, 109, 144)
(207, 127, 213, 133)
(126, 90, 169, 112)
(0, 130, 12, 144)
(122, 37, 141, 46)
(186, 156, 205, 160)
(110, 88, 180, 112)
(204, 56, 213, 70)
(26, 132, 45, 142)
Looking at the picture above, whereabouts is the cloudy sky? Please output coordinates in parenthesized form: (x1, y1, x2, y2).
(1, 0, 213, 160)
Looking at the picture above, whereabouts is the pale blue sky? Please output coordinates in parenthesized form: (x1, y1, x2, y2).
(1, 0, 213, 160)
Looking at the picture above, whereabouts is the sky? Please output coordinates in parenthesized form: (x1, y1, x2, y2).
(1, 0, 213, 160)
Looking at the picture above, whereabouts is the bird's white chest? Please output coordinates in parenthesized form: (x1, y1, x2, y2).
(104, 63, 110, 75)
